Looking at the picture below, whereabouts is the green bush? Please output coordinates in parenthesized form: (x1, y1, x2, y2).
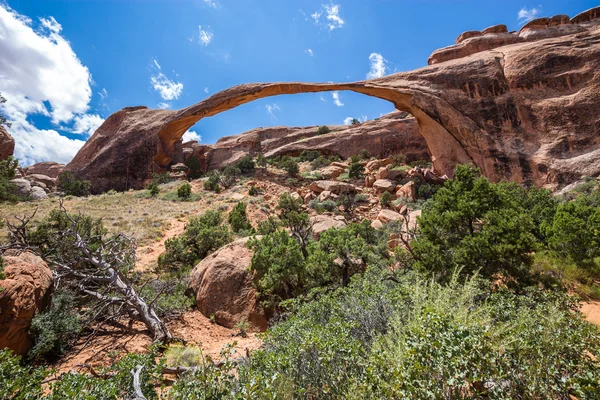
(184, 156, 203, 179)
(390, 153, 407, 166)
(380, 191, 393, 207)
(57, 171, 91, 196)
(228, 202, 253, 234)
(0, 349, 48, 399)
(148, 183, 160, 196)
(0, 156, 19, 202)
(280, 158, 299, 177)
(298, 150, 321, 162)
(151, 172, 171, 185)
(221, 165, 241, 188)
(257, 216, 280, 235)
(348, 162, 364, 179)
(177, 183, 192, 199)
(317, 125, 330, 135)
(28, 290, 82, 361)
(204, 171, 221, 193)
(248, 185, 259, 196)
(236, 155, 255, 173)
(359, 149, 370, 160)
(158, 210, 232, 269)
(309, 199, 337, 213)
(255, 153, 267, 168)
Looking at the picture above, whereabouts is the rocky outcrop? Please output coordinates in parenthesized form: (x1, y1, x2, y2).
(67, 7, 600, 191)
(0, 126, 14, 160)
(189, 238, 267, 331)
(310, 215, 347, 239)
(23, 162, 65, 179)
(0, 251, 53, 355)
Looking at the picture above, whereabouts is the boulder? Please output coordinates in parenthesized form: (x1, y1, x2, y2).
(373, 179, 397, 193)
(29, 186, 48, 201)
(0, 251, 53, 355)
(290, 191, 302, 202)
(0, 126, 15, 160)
(370, 219, 384, 230)
(365, 158, 392, 173)
(189, 238, 268, 331)
(309, 180, 357, 194)
(10, 178, 31, 198)
(456, 30, 482, 44)
(375, 167, 388, 180)
(23, 162, 65, 179)
(310, 215, 346, 239)
(364, 175, 376, 188)
(481, 24, 508, 35)
(318, 190, 334, 202)
(377, 209, 402, 224)
(169, 163, 189, 180)
(26, 174, 55, 190)
(320, 165, 345, 180)
(396, 181, 417, 201)
(330, 162, 349, 169)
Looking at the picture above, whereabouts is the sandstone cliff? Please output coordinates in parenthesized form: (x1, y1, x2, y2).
(0, 126, 14, 160)
(67, 6, 600, 192)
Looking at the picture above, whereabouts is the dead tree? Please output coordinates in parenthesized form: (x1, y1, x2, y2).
(5, 204, 172, 344)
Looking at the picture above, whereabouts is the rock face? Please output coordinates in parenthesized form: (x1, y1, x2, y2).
(189, 238, 268, 331)
(23, 162, 65, 179)
(310, 215, 346, 239)
(0, 251, 53, 355)
(0, 126, 15, 160)
(67, 7, 600, 191)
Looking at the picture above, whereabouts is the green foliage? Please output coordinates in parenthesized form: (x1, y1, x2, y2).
(177, 182, 192, 199)
(390, 153, 407, 166)
(280, 157, 299, 177)
(220, 165, 241, 188)
(348, 162, 364, 179)
(0, 92, 10, 128)
(0, 349, 48, 399)
(0, 156, 19, 202)
(184, 156, 203, 179)
(236, 155, 255, 173)
(257, 216, 280, 235)
(255, 153, 267, 168)
(204, 171, 221, 193)
(380, 190, 393, 207)
(309, 199, 337, 213)
(358, 149, 370, 160)
(151, 172, 171, 185)
(277, 193, 311, 253)
(138, 279, 193, 318)
(351, 118, 360, 125)
(248, 185, 259, 196)
(228, 202, 253, 234)
(28, 290, 82, 361)
(58, 171, 91, 197)
(412, 165, 538, 282)
(298, 150, 321, 162)
(148, 183, 160, 197)
(165, 345, 203, 368)
(317, 125, 330, 135)
(158, 210, 231, 270)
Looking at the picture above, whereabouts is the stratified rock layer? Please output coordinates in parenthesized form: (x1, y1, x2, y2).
(67, 9, 600, 192)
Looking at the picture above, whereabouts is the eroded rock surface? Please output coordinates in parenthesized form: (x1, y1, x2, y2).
(67, 7, 600, 192)
(0, 126, 14, 160)
(24, 162, 65, 179)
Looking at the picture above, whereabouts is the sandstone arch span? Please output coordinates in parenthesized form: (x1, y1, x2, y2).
(67, 12, 600, 193)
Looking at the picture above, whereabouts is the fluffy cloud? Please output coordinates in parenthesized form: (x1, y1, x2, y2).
(198, 25, 213, 46)
(343, 115, 367, 125)
(183, 129, 201, 142)
(204, 87, 209, 94)
(306, 48, 314, 56)
(150, 59, 183, 101)
(0, 4, 104, 165)
(266, 103, 281, 119)
(366, 53, 388, 79)
(157, 102, 171, 109)
(311, 4, 344, 31)
(203, 0, 219, 8)
(332, 91, 344, 107)
(518, 7, 541, 23)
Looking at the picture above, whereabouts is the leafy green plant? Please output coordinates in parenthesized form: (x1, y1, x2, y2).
(348, 162, 364, 179)
(151, 172, 172, 185)
(148, 183, 160, 197)
(317, 125, 330, 135)
(255, 153, 267, 168)
(309, 199, 337, 213)
(228, 201, 253, 234)
(257, 216, 280, 235)
(221, 165, 241, 188)
(236, 155, 255, 173)
(298, 150, 321, 162)
(248, 185, 259, 196)
(57, 171, 91, 196)
(0, 156, 19, 202)
(204, 171, 221, 193)
(380, 191, 393, 207)
(177, 183, 192, 199)
(0, 349, 48, 399)
(281, 158, 299, 177)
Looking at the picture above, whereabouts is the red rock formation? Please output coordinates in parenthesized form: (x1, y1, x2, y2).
(0, 126, 14, 160)
(67, 7, 600, 192)
(0, 251, 53, 355)
(23, 162, 65, 179)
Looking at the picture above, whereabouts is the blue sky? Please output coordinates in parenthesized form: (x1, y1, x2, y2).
(0, 0, 596, 165)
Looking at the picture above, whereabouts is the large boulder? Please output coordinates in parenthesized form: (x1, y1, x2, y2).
(0, 126, 14, 160)
(26, 174, 55, 190)
(310, 215, 346, 239)
(189, 238, 268, 331)
(373, 179, 397, 193)
(9, 178, 31, 198)
(23, 162, 65, 179)
(377, 209, 402, 224)
(0, 251, 53, 355)
(309, 180, 357, 194)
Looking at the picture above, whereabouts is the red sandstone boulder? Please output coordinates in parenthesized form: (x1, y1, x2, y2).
(24, 162, 65, 179)
(309, 180, 357, 194)
(189, 238, 267, 331)
(0, 251, 53, 355)
(310, 215, 347, 239)
(0, 126, 14, 160)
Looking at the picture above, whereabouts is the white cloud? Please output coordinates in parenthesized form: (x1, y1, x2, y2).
(157, 102, 171, 109)
(265, 103, 280, 119)
(319, 95, 326, 102)
(332, 91, 344, 107)
(183, 129, 201, 142)
(0, 4, 105, 164)
(98, 88, 108, 99)
(311, 3, 344, 31)
(150, 60, 183, 101)
(202, 0, 219, 8)
(343, 117, 353, 125)
(518, 6, 541, 23)
(204, 87, 209, 94)
(70, 113, 104, 136)
(198, 25, 213, 46)
(366, 53, 388, 79)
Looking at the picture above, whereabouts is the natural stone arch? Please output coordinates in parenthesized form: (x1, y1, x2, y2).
(155, 81, 474, 178)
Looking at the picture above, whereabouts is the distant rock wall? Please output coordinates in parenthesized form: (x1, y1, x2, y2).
(0, 126, 14, 160)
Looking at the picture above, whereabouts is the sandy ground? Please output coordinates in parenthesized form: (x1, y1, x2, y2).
(581, 301, 600, 326)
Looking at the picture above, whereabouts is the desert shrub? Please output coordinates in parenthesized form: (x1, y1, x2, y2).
(310, 156, 330, 170)
(380, 191, 393, 207)
(409, 159, 432, 168)
(0, 156, 18, 202)
(177, 183, 192, 199)
(151, 172, 172, 185)
(248, 185, 259, 196)
(255, 153, 267, 168)
(298, 150, 321, 162)
(277, 193, 312, 254)
(412, 164, 537, 283)
(165, 345, 204, 368)
(58, 171, 91, 196)
(416, 182, 439, 199)
(138, 279, 193, 318)
(148, 183, 160, 197)
(158, 210, 231, 269)
(257, 216, 280, 235)
(300, 171, 323, 181)
(348, 162, 364, 179)
(236, 155, 255, 173)
(228, 201, 253, 234)
(221, 165, 241, 188)
(317, 125, 330, 135)
(0, 349, 48, 399)
(350, 118, 360, 125)
(280, 158, 299, 177)
(309, 199, 337, 214)
(185, 156, 203, 179)
(204, 171, 221, 193)
(28, 290, 82, 361)
(248, 230, 308, 307)
(390, 153, 407, 166)
(359, 149, 370, 160)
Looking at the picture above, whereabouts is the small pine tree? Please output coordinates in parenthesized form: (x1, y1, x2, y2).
(149, 183, 160, 197)
(281, 158, 299, 177)
(380, 191, 393, 207)
(348, 162, 364, 179)
(317, 126, 330, 135)
(177, 183, 192, 199)
(228, 202, 253, 233)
